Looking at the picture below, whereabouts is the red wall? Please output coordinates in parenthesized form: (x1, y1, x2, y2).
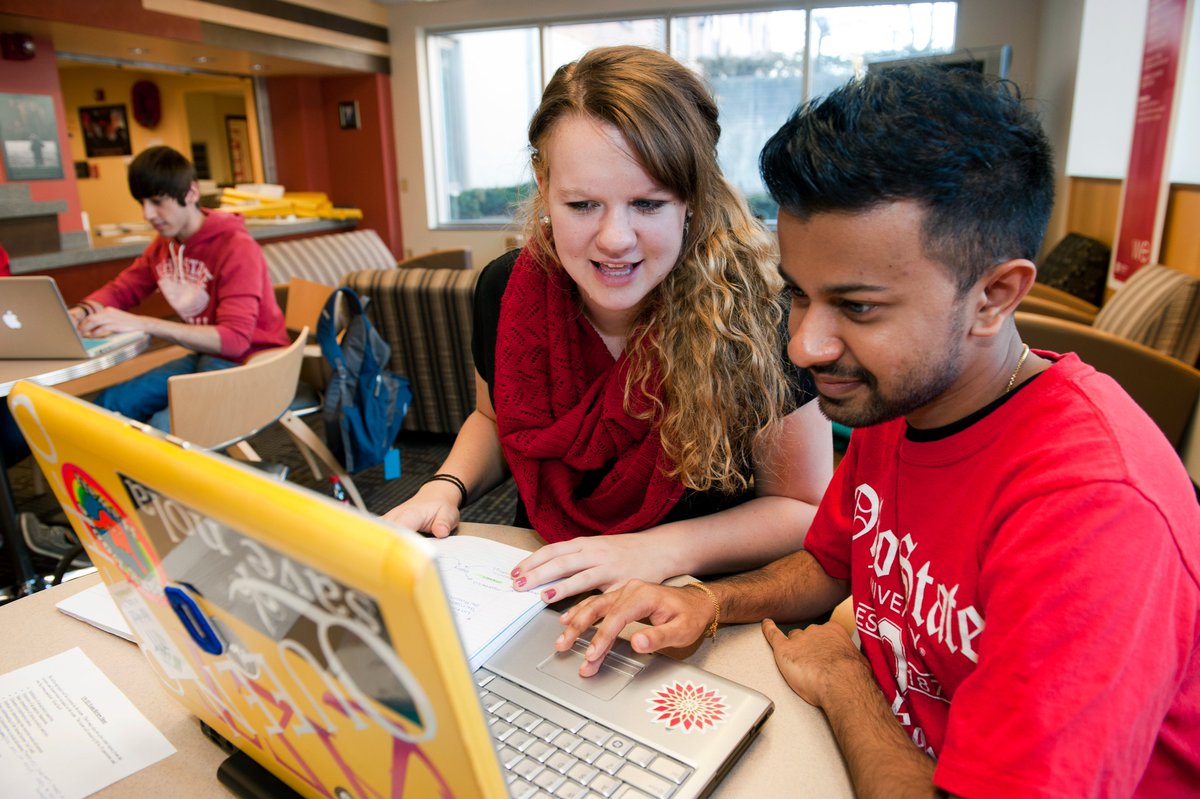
(268, 73, 402, 257)
(0, 34, 84, 234)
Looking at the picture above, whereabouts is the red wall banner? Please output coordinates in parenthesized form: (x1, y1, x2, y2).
(1112, 0, 1190, 284)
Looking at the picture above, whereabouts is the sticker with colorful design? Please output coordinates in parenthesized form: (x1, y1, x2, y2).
(647, 681, 727, 733)
(62, 462, 163, 596)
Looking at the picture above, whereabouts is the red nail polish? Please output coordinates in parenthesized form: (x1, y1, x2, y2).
(515, 577, 526, 588)
(543, 589, 556, 601)
(511, 567, 521, 578)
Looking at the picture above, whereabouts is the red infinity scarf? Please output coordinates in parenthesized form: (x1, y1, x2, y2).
(494, 248, 684, 543)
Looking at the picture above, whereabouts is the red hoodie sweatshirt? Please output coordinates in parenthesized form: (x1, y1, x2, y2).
(85, 210, 288, 363)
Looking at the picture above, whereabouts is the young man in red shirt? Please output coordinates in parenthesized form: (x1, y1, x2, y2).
(22, 146, 288, 565)
(559, 66, 1199, 798)
(70, 145, 288, 430)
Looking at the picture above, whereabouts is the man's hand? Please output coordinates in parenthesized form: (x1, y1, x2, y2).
(77, 307, 146, 338)
(762, 618, 871, 708)
(556, 580, 715, 677)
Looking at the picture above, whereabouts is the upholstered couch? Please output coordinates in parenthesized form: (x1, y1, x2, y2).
(342, 261, 481, 436)
(261, 227, 480, 436)
(261, 228, 398, 285)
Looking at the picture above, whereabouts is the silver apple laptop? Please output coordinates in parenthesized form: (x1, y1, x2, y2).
(0, 276, 145, 359)
(11, 380, 773, 799)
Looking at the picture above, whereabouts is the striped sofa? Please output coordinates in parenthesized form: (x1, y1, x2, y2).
(261, 228, 397, 285)
(343, 266, 482, 435)
(1093, 264, 1200, 366)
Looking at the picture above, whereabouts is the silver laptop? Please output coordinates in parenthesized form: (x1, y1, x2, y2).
(11, 381, 773, 799)
(0, 276, 145, 359)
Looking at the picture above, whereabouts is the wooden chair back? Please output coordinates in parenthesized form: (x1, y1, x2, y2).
(168, 329, 307, 451)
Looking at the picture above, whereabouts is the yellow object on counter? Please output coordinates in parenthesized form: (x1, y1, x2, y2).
(218, 188, 362, 221)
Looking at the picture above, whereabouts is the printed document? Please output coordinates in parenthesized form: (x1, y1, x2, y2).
(0, 647, 175, 798)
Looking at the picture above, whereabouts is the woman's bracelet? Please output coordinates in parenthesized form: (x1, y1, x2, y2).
(423, 473, 468, 509)
(686, 581, 721, 642)
(70, 302, 94, 317)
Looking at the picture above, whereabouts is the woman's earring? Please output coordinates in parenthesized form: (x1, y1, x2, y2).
(540, 215, 551, 228)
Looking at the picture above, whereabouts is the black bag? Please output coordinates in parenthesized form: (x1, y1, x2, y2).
(317, 287, 411, 473)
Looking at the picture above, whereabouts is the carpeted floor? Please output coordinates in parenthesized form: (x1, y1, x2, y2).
(2, 415, 521, 600)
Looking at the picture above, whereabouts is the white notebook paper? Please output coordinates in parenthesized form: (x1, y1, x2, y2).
(433, 536, 549, 671)
(56, 583, 135, 642)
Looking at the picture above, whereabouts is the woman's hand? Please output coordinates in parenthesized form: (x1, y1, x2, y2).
(511, 532, 682, 602)
(381, 482, 463, 538)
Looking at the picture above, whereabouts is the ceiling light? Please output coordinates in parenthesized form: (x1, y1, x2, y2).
(193, 55, 212, 64)
(129, 47, 148, 56)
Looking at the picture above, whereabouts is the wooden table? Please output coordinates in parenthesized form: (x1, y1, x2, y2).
(0, 523, 854, 798)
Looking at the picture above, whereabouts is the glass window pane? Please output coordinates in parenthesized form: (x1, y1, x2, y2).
(672, 11, 808, 222)
(427, 28, 540, 225)
(545, 19, 666, 74)
(810, 3, 958, 99)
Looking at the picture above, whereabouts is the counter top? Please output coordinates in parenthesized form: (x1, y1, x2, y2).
(10, 217, 355, 274)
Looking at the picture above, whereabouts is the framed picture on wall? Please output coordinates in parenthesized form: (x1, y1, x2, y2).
(225, 115, 251, 183)
(79, 104, 132, 157)
(338, 101, 360, 130)
(0, 93, 64, 180)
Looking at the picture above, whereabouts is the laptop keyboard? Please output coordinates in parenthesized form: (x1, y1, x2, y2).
(476, 669, 694, 799)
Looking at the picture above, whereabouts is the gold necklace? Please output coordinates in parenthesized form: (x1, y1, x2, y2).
(1005, 343, 1031, 393)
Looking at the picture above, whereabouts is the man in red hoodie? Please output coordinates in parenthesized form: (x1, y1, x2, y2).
(70, 145, 288, 431)
(21, 147, 289, 565)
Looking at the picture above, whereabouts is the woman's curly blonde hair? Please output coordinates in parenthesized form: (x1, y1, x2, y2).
(523, 45, 790, 494)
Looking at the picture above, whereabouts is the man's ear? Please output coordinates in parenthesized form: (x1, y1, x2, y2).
(185, 181, 202, 207)
(970, 259, 1036, 337)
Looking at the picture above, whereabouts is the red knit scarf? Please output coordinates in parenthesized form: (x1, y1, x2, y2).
(494, 248, 684, 543)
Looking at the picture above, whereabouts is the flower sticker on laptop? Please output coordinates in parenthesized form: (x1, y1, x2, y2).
(647, 681, 727, 733)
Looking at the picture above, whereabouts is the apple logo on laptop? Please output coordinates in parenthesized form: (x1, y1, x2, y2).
(2, 310, 21, 330)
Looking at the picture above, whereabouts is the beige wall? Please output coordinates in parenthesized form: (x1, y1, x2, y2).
(185, 91, 252, 185)
(58, 66, 260, 227)
(385, 0, 1072, 265)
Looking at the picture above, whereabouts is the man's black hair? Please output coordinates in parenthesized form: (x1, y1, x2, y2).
(760, 65, 1054, 294)
(127, 145, 196, 206)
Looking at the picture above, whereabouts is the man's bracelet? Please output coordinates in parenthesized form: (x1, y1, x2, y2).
(686, 582, 721, 642)
(423, 473, 468, 509)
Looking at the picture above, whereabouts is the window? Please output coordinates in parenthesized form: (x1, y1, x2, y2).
(426, 3, 956, 227)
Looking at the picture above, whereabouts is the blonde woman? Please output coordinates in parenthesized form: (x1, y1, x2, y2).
(384, 46, 831, 601)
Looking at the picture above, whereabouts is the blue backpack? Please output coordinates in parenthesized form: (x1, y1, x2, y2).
(317, 287, 411, 473)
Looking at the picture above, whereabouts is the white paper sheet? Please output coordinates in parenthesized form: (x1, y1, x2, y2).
(434, 537, 549, 671)
(55, 583, 134, 642)
(0, 647, 176, 798)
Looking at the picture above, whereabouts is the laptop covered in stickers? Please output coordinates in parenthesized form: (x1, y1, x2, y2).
(9, 381, 773, 799)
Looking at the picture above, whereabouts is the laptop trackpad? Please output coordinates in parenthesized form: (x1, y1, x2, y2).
(536, 633, 644, 701)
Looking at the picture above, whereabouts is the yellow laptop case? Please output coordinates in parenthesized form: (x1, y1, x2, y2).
(9, 381, 509, 798)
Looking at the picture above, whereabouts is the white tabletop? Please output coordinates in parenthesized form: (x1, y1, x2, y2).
(0, 523, 854, 798)
(0, 334, 149, 396)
